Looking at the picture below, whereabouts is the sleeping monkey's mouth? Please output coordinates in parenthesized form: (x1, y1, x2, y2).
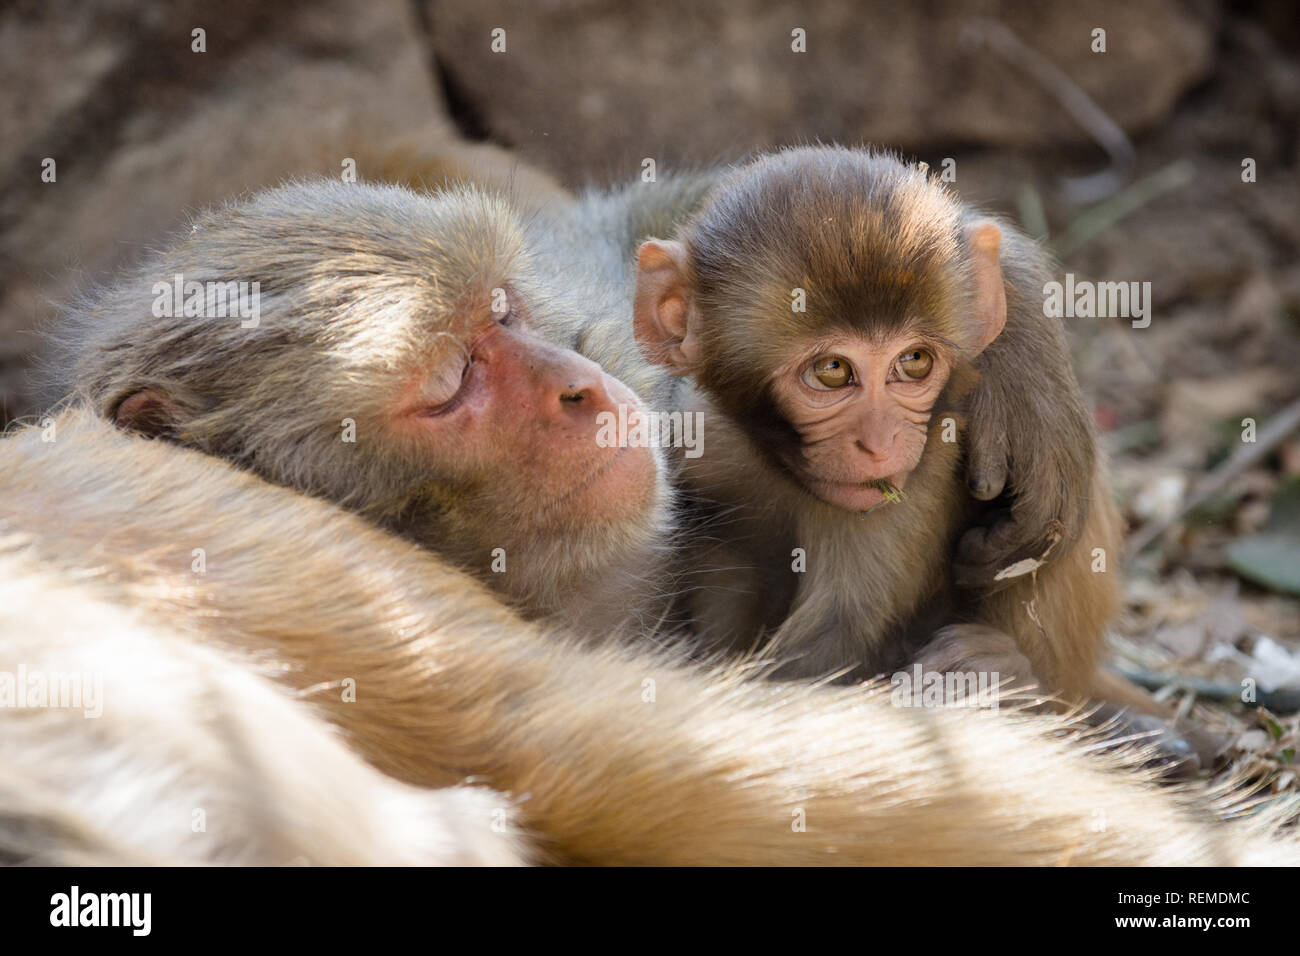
(555, 446, 629, 503)
(540, 443, 657, 520)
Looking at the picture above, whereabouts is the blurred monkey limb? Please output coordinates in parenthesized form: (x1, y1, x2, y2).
(0, 409, 1291, 866)
(0, 541, 523, 866)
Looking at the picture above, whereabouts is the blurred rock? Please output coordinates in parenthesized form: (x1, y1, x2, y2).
(0, 0, 455, 420)
(1235, 728, 1271, 750)
(1065, 170, 1278, 304)
(1130, 471, 1188, 524)
(425, 0, 1217, 183)
(1159, 371, 1290, 467)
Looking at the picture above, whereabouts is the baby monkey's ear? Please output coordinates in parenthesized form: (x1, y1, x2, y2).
(965, 221, 1007, 355)
(633, 240, 702, 376)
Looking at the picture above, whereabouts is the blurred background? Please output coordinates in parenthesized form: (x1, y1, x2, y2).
(2, 0, 1298, 781)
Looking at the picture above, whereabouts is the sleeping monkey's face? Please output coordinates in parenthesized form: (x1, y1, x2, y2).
(766, 330, 957, 511)
(100, 183, 663, 551)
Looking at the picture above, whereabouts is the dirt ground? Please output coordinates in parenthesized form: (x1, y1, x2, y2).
(1036, 26, 1300, 796)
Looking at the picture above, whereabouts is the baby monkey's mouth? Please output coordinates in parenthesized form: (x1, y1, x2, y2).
(799, 471, 909, 514)
(863, 478, 906, 503)
(775, 447, 908, 512)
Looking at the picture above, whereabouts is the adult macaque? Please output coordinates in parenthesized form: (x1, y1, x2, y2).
(48, 181, 669, 638)
(630, 147, 1176, 747)
(0, 409, 1288, 865)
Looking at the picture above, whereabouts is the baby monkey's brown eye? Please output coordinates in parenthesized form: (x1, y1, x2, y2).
(805, 355, 853, 389)
(896, 349, 934, 380)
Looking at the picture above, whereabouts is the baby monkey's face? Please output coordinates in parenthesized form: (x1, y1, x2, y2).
(767, 327, 956, 512)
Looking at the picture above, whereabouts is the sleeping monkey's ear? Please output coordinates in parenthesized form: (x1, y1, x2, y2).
(965, 221, 1007, 355)
(633, 239, 702, 376)
(112, 387, 179, 438)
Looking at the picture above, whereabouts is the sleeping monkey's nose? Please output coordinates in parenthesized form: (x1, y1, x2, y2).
(550, 361, 617, 418)
(540, 355, 622, 426)
(560, 381, 596, 404)
(481, 323, 620, 421)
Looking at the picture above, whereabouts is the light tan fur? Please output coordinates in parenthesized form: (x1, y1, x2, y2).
(0, 539, 523, 866)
